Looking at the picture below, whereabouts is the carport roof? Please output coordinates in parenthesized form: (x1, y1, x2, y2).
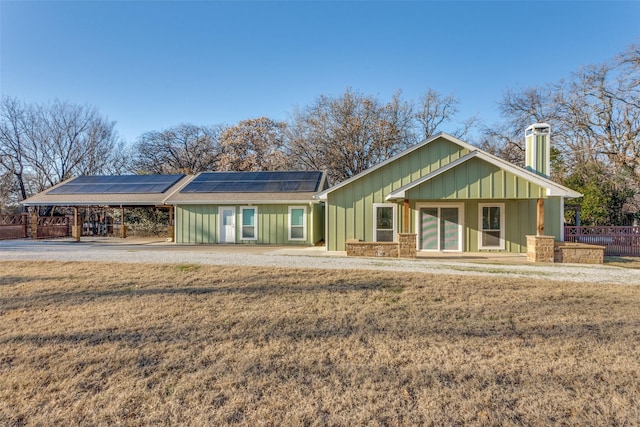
(21, 171, 328, 206)
(21, 174, 192, 206)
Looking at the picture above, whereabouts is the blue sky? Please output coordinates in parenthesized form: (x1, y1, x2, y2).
(2, 1, 639, 143)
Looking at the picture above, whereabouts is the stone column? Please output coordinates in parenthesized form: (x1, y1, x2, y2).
(29, 208, 39, 239)
(398, 233, 417, 258)
(526, 235, 555, 263)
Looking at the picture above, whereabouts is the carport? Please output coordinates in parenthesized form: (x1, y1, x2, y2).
(20, 174, 190, 241)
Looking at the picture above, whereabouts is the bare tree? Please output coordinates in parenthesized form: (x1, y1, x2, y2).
(133, 123, 222, 174)
(488, 43, 640, 221)
(25, 100, 120, 190)
(0, 97, 30, 203)
(218, 117, 288, 171)
(0, 97, 123, 210)
(415, 88, 478, 140)
(287, 88, 414, 183)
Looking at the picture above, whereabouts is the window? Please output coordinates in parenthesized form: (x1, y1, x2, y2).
(478, 203, 505, 249)
(373, 203, 397, 242)
(240, 206, 257, 240)
(416, 203, 464, 252)
(288, 206, 307, 241)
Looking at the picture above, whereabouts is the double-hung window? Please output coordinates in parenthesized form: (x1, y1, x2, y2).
(373, 203, 397, 242)
(288, 206, 307, 241)
(478, 203, 505, 249)
(240, 206, 258, 240)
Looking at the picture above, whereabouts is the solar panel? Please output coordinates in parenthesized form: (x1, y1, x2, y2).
(47, 174, 185, 195)
(180, 171, 323, 193)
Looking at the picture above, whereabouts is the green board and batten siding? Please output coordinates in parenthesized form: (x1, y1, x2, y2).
(326, 137, 470, 251)
(405, 157, 547, 200)
(457, 198, 562, 253)
(176, 203, 323, 245)
(326, 136, 562, 252)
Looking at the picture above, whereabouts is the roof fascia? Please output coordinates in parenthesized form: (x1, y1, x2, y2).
(170, 200, 321, 205)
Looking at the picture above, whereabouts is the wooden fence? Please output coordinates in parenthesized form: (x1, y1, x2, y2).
(0, 214, 28, 240)
(37, 216, 70, 239)
(564, 226, 640, 256)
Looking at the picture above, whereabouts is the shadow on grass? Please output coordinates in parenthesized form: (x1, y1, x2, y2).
(3, 318, 637, 348)
(1, 278, 399, 310)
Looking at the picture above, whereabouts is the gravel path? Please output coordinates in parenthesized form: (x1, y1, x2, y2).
(1, 239, 639, 285)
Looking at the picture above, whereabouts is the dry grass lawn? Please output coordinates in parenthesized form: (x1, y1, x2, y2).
(1, 260, 639, 426)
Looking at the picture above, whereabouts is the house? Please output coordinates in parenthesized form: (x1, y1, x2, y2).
(21, 124, 581, 256)
(164, 171, 327, 245)
(316, 124, 582, 254)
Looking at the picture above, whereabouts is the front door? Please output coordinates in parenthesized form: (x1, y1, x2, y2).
(219, 207, 236, 243)
(418, 204, 463, 252)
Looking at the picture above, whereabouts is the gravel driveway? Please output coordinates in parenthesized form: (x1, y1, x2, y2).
(1, 238, 638, 285)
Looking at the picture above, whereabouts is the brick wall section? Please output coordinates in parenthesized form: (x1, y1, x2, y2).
(526, 235, 555, 263)
(346, 240, 398, 257)
(398, 233, 417, 258)
(554, 243, 604, 264)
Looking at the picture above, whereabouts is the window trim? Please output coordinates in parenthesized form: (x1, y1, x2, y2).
(478, 203, 505, 250)
(372, 203, 397, 243)
(240, 206, 258, 241)
(288, 206, 307, 241)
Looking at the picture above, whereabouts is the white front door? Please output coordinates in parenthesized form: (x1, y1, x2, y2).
(219, 207, 236, 243)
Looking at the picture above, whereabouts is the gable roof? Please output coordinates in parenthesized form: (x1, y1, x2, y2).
(316, 132, 581, 200)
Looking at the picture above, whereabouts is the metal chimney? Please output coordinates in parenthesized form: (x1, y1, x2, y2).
(525, 123, 551, 178)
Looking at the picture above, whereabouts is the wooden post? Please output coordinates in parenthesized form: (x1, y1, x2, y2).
(169, 206, 174, 226)
(403, 199, 409, 233)
(72, 207, 81, 241)
(536, 198, 544, 236)
(120, 206, 127, 238)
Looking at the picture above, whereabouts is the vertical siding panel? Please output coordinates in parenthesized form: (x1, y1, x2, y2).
(202, 206, 210, 243)
(354, 179, 364, 241)
(279, 205, 287, 244)
(545, 197, 561, 240)
(189, 208, 196, 243)
(176, 206, 183, 243)
(468, 159, 479, 199)
(210, 206, 218, 243)
(467, 200, 478, 252)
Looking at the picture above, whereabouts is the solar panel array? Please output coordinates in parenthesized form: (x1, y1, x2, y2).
(47, 174, 186, 195)
(180, 171, 323, 193)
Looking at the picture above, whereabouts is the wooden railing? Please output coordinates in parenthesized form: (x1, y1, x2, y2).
(564, 226, 640, 256)
(0, 214, 28, 240)
(37, 216, 70, 239)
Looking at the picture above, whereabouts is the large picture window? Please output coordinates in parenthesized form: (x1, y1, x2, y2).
(288, 206, 307, 241)
(478, 203, 505, 250)
(373, 203, 397, 242)
(240, 206, 258, 240)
